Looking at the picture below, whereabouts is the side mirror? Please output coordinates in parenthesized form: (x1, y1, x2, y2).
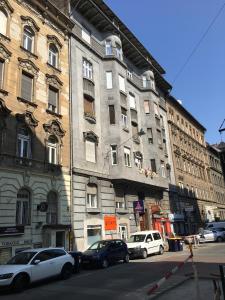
(33, 259, 41, 265)
(146, 239, 151, 243)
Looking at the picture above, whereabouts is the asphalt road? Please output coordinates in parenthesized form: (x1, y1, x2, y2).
(1, 243, 225, 300)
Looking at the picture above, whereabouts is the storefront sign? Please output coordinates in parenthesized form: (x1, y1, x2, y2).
(104, 216, 117, 231)
(133, 200, 144, 214)
(0, 239, 32, 247)
(0, 226, 24, 237)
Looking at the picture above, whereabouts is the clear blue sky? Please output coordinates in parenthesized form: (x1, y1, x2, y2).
(104, 0, 225, 144)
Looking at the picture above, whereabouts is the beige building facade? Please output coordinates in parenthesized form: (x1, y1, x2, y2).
(0, 0, 73, 262)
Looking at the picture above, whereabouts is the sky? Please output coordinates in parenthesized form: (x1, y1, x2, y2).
(104, 0, 225, 144)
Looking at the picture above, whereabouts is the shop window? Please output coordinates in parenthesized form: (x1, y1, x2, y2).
(16, 188, 30, 225)
(87, 225, 102, 246)
(46, 191, 58, 224)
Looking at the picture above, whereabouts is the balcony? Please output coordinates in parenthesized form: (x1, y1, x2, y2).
(83, 78, 95, 100)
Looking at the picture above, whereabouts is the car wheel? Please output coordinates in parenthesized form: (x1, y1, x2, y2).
(12, 273, 29, 293)
(142, 249, 147, 259)
(158, 245, 164, 255)
(123, 254, 129, 263)
(217, 237, 223, 243)
(61, 263, 73, 280)
(101, 258, 109, 268)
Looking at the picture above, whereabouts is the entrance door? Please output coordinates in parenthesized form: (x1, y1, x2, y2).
(119, 225, 128, 241)
(56, 231, 65, 247)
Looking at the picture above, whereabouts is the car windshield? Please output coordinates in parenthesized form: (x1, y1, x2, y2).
(88, 241, 110, 250)
(7, 252, 37, 265)
(127, 235, 146, 243)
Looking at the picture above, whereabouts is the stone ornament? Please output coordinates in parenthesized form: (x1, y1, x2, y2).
(0, 43, 11, 60)
(46, 74, 63, 89)
(43, 119, 65, 139)
(20, 15, 40, 32)
(83, 131, 99, 144)
(0, 98, 11, 116)
(0, 0, 13, 15)
(18, 58, 39, 76)
(47, 35, 62, 49)
(16, 110, 39, 129)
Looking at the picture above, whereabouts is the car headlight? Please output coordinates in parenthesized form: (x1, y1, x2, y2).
(0, 273, 14, 280)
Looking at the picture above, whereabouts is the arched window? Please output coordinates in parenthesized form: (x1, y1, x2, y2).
(0, 10, 7, 36)
(23, 26, 34, 52)
(48, 44, 58, 68)
(47, 191, 58, 224)
(47, 135, 58, 164)
(16, 188, 30, 225)
(17, 127, 31, 158)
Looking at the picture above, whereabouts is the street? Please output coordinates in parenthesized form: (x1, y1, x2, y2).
(1, 243, 225, 300)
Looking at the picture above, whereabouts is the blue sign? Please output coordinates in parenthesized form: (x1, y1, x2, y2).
(133, 200, 144, 214)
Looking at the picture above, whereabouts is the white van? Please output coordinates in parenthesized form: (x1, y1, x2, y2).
(126, 230, 164, 259)
(205, 222, 225, 230)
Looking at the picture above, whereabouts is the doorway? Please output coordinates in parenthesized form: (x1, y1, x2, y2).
(56, 231, 65, 247)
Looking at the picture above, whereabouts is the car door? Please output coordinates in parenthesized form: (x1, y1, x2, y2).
(49, 249, 67, 275)
(115, 240, 126, 260)
(204, 230, 214, 241)
(145, 234, 154, 254)
(30, 250, 56, 282)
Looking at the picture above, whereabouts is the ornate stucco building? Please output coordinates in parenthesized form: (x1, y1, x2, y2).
(0, 0, 73, 262)
(167, 96, 212, 234)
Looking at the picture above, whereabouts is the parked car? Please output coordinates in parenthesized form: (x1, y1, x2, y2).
(0, 248, 74, 292)
(199, 230, 216, 243)
(126, 230, 164, 259)
(82, 239, 129, 268)
(211, 228, 225, 242)
(205, 221, 225, 230)
(68, 251, 82, 273)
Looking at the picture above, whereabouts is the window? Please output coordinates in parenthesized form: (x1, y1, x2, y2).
(154, 102, 159, 116)
(0, 10, 7, 36)
(147, 128, 153, 144)
(119, 225, 128, 240)
(150, 159, 156, 173)
(47, 136, 58, 164)
(119, 75, 125, 93)
(17, 127, 31, 158)
(115, 43, 122, 60)
(109, 105, 115, 125)
(129, 93, 136, 109)
(116, 189, 126, 209)
(87, 225, 101, 246)
(105, 40, 112, 55)
(124, 147, 131, 167)
(142, 76, 147, 88)
(48, 86, 58, 113)
(83, 59, 93, 80)
(150, 76, 155, 90)
(132, 122, 138, 138)
(127, 70, 133, 79)
(84, 96, 95, 117)
(121, 107, 128, 128)
(86, 140, 96, 163)
(87, 184, 97, 208)
(161, 161, 166, 177)
(0, 60, 4, 88)
(106, 71, 112, 89)
(134, 155, 142, 169)
(153, 232, 161, 240)
(21, 72, 33, 102)
(157, 130, 162, 146)
(48, 44, 58, 68)
(16, 189, 30, 225)
(144, 100, 150, 114)
(82, 26, 91, 44)
(46, 191, 58, 224)
(116, 202, 125, 209)
(23, 26, 34, 52)
(111, 145, 117, 165)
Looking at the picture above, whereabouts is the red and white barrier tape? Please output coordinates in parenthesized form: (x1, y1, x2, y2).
(147, 254, 193, 295)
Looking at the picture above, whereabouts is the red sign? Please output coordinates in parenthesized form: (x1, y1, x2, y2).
(104, 215, 117, 231)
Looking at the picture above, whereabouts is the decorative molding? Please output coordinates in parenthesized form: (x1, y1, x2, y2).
(47, 35, 62, 48)
(43, 119, 65, 138)
(0, 43, 11, 60)
(18, 58, 39, 76)
(83, 131, 99, 144)
(0, 98, 11, 116)
(0, 0, 14, 15)
(16, 110, 39, 129)
(46, 74, 63, 88)
(21, 15, 40, 32)
(134, 151, 142, 159)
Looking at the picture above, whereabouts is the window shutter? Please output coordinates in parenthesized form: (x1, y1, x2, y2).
(0, 60, 3, 88)
(48, 87, 58, 107)
(109, 105, 115, 124)
(84, 97, 94, 115)
(21, 73, 33, 101)
(86, 140, 96, 163)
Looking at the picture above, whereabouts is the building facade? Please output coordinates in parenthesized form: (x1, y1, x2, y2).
(167, 96, 212, 235)
(207, 144, 225, 221)
(0, 0, 73, 262)
(70, 0, 175, 251)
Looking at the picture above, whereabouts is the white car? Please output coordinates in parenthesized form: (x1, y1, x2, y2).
(0, 248, 74, 292)
(199, 230, 216, 243)
(126, 230, 164, 259)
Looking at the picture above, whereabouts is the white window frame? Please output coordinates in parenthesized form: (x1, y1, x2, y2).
(116, 201, 125, 209)
(16, 190, 30, 225)
(85, 140, 96, 163)
(23, 26, 34, 52)
(134, 156, 142, 169)
(106, 71, 113, 89)
(0, 10, 7, 36)
(111, 145, 117, 165)
(87, 193, 97, 208)
(119, 225, 128, 240)
(129, 93, 136, 109)
(142, 75, 147, 88)
(127, 70, 133, 79)
(47, 141, 57, 164)
(82, 26, 91, 44)
(161, 161, 166, 178)
(115, 43, 123, 60)
(17, 133, 31, 158)
(119, 75, 125, 93)
(124, 146, 131, 167)
(83, 59, 93, 80)
(121, 111, 128, 128)
(48, 44, 58, 68)
(105, 40, 112, 55)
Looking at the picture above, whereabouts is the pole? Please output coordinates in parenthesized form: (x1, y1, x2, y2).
(219, 265, 225, 300)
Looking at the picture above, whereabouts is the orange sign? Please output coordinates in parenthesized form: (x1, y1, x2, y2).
(104, 215, 117, 231)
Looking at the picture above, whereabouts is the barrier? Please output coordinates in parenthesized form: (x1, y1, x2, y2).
(147, 253, 193, 295)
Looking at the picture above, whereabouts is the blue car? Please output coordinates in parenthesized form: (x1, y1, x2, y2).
(82, 239, 129, 268)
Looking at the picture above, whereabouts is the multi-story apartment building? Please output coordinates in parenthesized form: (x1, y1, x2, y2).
(207, 144, 225, 221)
(0, 0, 73, 262)
(70, 0, 175, 250)
(167, 96, 211, 235)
